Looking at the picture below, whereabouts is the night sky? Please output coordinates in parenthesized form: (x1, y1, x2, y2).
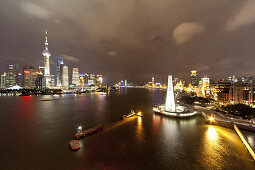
(1, 0, 255, 83)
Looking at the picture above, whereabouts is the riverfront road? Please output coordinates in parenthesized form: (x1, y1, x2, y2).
(192, 105, 255, 132)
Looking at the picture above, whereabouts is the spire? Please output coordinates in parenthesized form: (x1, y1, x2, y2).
(45, 29, 48, 51)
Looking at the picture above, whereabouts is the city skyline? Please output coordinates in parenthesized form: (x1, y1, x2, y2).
(1, 1, 255, 83)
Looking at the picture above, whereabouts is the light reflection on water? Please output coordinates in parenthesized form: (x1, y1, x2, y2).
(207, 126, 218, 141)
(136, 117, 144, 143)
(0, 88, 255, 169)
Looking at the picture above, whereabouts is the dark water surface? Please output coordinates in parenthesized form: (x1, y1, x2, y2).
(0, 88, 255, 170)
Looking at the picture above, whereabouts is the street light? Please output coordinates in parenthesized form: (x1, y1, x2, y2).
(209, 116, 214, 122)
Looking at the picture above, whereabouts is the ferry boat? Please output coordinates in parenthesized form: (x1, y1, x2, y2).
(69, 140, 80, 150)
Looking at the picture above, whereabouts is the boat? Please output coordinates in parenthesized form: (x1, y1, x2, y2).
(136, 111, 143, 117)
(40, 98, 53, 101)
(69, 140, 80, 150)
(75, 124, 104, 139)
(121, 109, 137, 120)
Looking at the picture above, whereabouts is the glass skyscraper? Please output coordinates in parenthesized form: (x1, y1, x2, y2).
(56, 56, 64, 87)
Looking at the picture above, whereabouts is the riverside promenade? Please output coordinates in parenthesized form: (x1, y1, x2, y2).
(193, 105, 255, 132)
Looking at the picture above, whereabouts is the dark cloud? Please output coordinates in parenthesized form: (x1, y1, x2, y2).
(0, 0, 254, 83)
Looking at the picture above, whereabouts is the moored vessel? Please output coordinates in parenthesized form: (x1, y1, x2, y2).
(69, 140, 80, 150)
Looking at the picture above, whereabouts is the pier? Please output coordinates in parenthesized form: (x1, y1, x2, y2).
(234, 124, 255, 160)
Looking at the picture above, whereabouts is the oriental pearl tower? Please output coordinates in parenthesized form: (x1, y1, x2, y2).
(42, 30, 52, 88)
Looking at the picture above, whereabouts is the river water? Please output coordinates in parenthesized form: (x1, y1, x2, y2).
(0, 88, 254, 170)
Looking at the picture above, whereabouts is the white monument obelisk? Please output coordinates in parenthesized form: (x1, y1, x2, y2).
(165, 75, 176, 112)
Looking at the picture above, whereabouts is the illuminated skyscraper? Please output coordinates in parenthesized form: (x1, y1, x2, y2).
(42, 30, 51, 76)
(6, 64, 17, 88)
(88, 74, 96, 85)
(124, 79, 127, 87)
(22, 66, 38, 89)
(72, 68, 79, 85)
(191, 70, 198, 86)
(96, 75, 103, 86)
(62, 66, 69, 88)
(0, 72, 6, 88)
(56, 56, 64, 86)
(201, 76, 210, 96)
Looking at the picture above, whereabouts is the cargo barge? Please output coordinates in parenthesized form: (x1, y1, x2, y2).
(75, 124, 104, 139)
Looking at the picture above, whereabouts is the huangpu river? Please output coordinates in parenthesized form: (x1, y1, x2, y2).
(0, 88, 255, 169)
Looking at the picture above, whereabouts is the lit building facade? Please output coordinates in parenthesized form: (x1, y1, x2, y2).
(0, 72, 6, 88)
(22, 66, 38, 89)
(56, 56, 64, 87)
(6, 64, 17, 88)
(213, 82, 231, 103)
(35, 74, 46, 91)
(229, 83, 255, 105)
(191, 70, 198, 86)
(96, 75, 103, 86)
(200, 76, 211, 96)
(78, 74, 102, 89)
(62, 66, 69, 88)
(72, 68, 79, 85)
(79, 74, 89, 86)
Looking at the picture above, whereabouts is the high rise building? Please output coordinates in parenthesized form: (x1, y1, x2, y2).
(60, 62, 64, 86)
(88, 74, 96, 86)
(0, 72, 6, 88)
(62, 66, 69, 88)
(35, 74, 46, 91)
(79, 75, 85, 87)
(72, 68, 79, 85)
(42, 30, 52, 88)
(42, 30, 51, 76)
(201, 76, 210, 96)
(22, 66, 38, 89)
(6, 64, 17, 88)
(96, 75, 103, 86)
(56, 56, 64, 87)
(124, 79, 127, 87)
(50, 75, 55, 87)
(191, 70, 198, 86)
